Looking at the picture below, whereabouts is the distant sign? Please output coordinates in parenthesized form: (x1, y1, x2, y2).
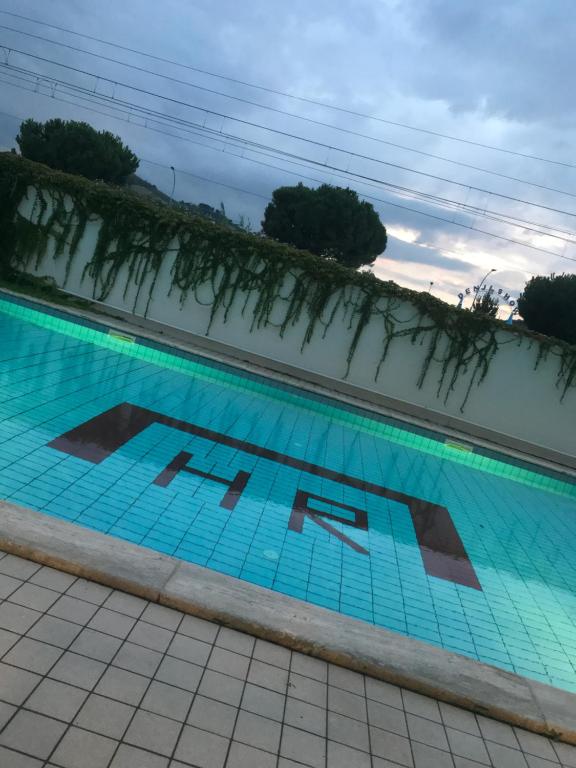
(458, 285, 519, 314)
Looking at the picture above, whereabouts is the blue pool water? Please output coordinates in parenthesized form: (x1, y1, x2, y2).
(1, 292, 576, 691)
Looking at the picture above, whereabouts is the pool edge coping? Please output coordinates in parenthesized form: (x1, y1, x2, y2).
(1, 501, 575, 745)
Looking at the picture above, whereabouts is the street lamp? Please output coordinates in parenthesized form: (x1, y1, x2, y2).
(170, 166, 176, 204)
(472, 268, 496, 309)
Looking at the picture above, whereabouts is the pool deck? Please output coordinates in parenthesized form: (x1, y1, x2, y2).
(2, 501, 576, 762)
(1, 530, 576, 768)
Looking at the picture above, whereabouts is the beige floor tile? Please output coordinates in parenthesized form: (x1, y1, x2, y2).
(284, 696, 326, 736)
(241, 682, 286, 722)
(103, 591, 148, 619)
(0, 555, 40, 580)
(140, 603, 182, 632)
(0, 709, 67, 758)
(402, 690, 442, 723)
(87, 608, 136, 639)
(411, 741, 454, 768)
(287, 672, 326, 706)
(48, 650, 106, 690)
(328, 686, 367, 721)
(124, 710, 182, 756)
(154, 656, 203, 693)
(128, 621, 174, 653)
(66, 580, 111, 605)
(253, 638, 291, 670)
(113, 641, 162, 677)
(234, 709, 281, 752)
(0, 574, 22, 601)
(110, 744, 168, 767)
(178, 614, 219, 644)
(368, 699, 408, 736)
(69, 627, 123, 662)
(554, 741, 576, 766)
(187, 694, 237, 737)
(0, 662, 40, 704)
(74, 693, 135, 739)
(49, 595, 99, 626)
(327, 710, 370, 751)
(29, 566, 76, 593)
(370, 726, 414, 767)
(95, 666, 149, 705)
(446, 727, 491, 765)
(26, 615, 81, 647)
(514, 728, 559, 762)
(3, 636, 62, 674)
(0, 601, 40, 634)
(51, 726, 118, 768)
(327, 739, 372, 768)
(198, 669, 244, 706)
(7, 583, 59, 613)
(25, 678, 88, 721)
(328, 664, 365, 695)
(141, 680, 193, 722)
(486, 741, 529, 768)
(208, 647, 250, 680)
(215, 626, 255, 657)
(407, 712, 450, 750)
(280, 725, 326, 768)
(0, 700, 16, 729)
(477, 715, 520, 749)
(440, 702, 481, 737)
(290, 653, 328, 682)
(226, 741, 277, 768)
(167, 633, 211, 665)
(0, 745, 44, 767)
(174, 724, 230, 768)
(249, 659, 289, 693)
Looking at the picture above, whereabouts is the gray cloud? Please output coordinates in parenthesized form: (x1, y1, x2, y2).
(0, 0, 573, 304)
(382, 238, 475, 273)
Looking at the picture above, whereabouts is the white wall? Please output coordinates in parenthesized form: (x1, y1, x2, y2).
(15, 188, 576, 464)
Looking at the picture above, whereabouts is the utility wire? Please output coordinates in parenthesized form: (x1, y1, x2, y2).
(5, 61, 576, 241)
(1, 8, 574, 169)
(2, 66, 575, 246)
(1, 82, 574, 265)
(4, 47, 576, 224)
(1, 22, 574, 200)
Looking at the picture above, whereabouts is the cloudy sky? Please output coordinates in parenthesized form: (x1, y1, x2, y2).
(0, 0, 575, 309)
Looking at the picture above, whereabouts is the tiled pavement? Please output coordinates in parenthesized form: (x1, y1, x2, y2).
(0, 552, 574, 768)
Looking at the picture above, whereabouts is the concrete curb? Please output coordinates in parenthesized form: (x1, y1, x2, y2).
(1, 501, 575, 744)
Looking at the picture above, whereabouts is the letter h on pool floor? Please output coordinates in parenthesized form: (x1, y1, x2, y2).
(48, 402, 482, 590)
(153, 450, 250, 511)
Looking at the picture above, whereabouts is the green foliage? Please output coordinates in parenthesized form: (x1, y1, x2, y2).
(518, 274, 576, 345)
(262, 183, 387, 269)
(16, 118, 139, 185)
(1, 152, 575, 411)
(471, 292, 499, 318)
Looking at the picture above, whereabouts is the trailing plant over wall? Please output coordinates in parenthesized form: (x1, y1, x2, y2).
(1, 152, 575, 410)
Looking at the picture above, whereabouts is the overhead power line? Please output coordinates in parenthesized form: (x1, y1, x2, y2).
(2, 64, 575, 247)
(4, 59, 576, 241)
(1, 9, 574, 170)
(1, 85, 575, 265)
(4, 46, 576, 225)
(1, 22, 574, 200)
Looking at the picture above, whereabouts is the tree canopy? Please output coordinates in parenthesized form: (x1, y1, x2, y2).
(16, 118, 139, 184)
(261, 183, 387, 269)
(518, 273, 576, 344)
(471, 292, 500, 318)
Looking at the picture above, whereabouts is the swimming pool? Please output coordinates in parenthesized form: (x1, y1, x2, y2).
(1, 292, 576, 692)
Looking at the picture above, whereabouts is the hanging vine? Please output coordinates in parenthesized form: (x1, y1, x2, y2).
(1, 152, 575, 412)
